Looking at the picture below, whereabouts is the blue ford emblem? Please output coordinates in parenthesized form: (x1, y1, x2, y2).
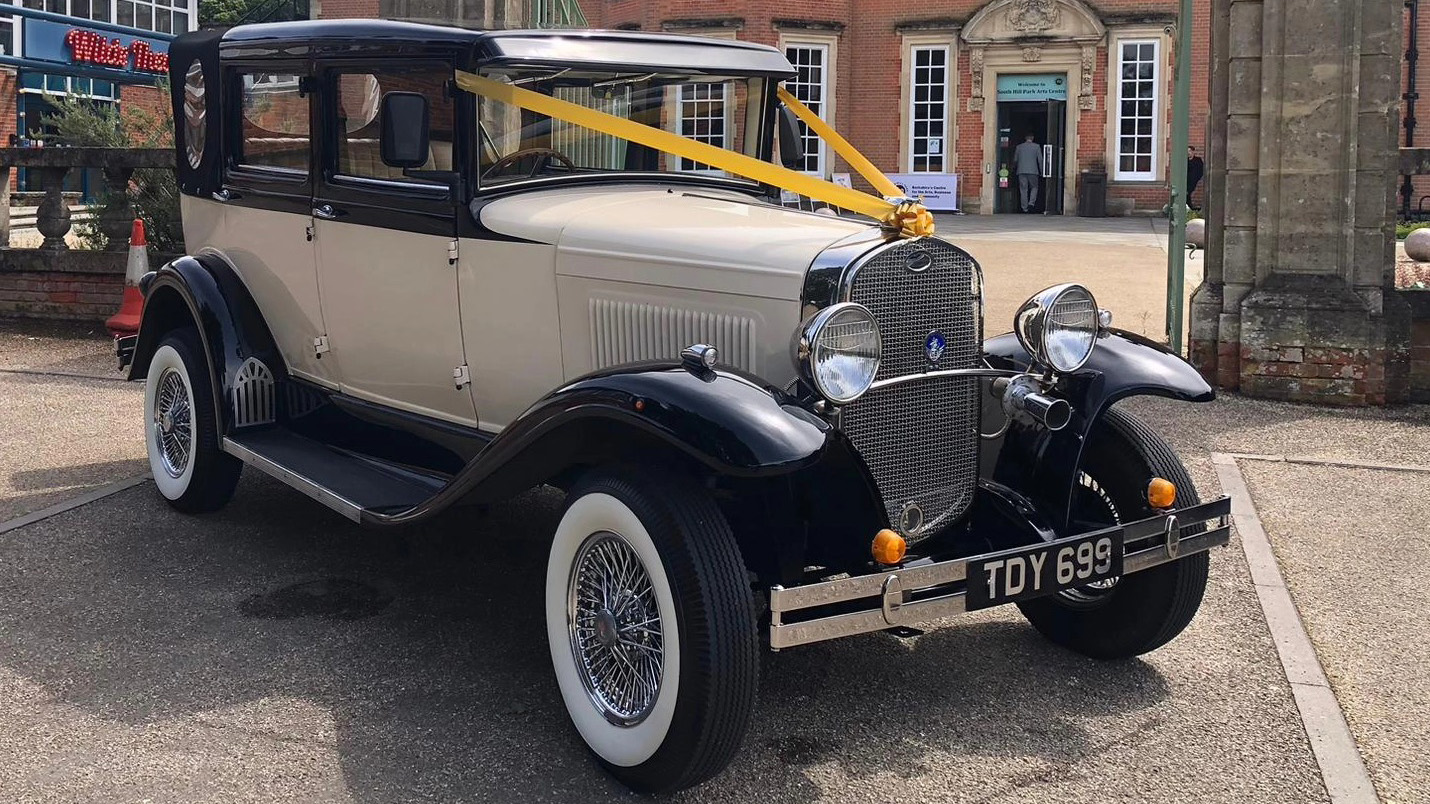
(906, 249, 933, 273)
(924, 331, 947, 363)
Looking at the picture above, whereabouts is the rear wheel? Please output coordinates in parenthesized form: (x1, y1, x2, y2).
(545, 468, 758, 793)
(1017, 407, 1209, 659)
(144, 329, 241, 513)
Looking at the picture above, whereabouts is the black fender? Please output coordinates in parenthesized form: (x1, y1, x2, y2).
(368, 362, 838, 521)
(982, 327, 1214, 532)
(366, 360, 885, 585)
(127, 254, 283, 431)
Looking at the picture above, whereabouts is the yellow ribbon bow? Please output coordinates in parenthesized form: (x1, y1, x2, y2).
(454, 70, 935, 239)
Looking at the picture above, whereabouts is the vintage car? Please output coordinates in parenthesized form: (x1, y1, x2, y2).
(119, 21, 1230, 793)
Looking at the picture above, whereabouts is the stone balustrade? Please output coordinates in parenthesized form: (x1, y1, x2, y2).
(0, 147, 173, 251)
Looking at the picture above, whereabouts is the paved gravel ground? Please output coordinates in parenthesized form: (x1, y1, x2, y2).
(0, 470, 1327, 804)
(1239, 460, 1430, 804)
(0, 321, 145, 522)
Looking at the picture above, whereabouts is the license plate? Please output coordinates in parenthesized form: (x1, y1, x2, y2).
(964, 531, 1125, 611)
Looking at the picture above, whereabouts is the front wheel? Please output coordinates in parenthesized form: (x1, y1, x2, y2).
(545, 468, 758, 793)
(1017, 407, 1210, 659)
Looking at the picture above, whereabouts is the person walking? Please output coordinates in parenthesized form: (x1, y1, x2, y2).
(1187, 145, 1205, 211)
(1014, 133, 1043, 213)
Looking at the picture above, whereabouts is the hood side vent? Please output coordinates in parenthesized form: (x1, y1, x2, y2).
(589, 298, 757, 372)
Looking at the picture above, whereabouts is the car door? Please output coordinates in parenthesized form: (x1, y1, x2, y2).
(311, 62, 477, 426)
(220, 65, 335, 388)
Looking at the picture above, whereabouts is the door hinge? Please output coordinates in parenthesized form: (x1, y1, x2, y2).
(313, 336, 331, 358)
(453, 364, 471, 389)
(447, 238, 459, 265)
(306, 222, 314, 242)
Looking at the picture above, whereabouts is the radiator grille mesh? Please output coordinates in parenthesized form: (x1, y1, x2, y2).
(839, 239, 982, 542)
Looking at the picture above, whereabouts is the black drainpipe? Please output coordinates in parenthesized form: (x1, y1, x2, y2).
(1404, 0, 1420, 218)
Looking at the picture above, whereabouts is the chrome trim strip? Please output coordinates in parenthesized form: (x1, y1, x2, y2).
(221, 436, 363, 523)
(768, 497, 1231, 649)
(868, 367, 1019, 392)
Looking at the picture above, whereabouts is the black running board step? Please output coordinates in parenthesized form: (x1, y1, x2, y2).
(223, 429, 445, 523)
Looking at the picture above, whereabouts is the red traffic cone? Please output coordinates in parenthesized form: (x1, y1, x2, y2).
(106, 219, 149, 337)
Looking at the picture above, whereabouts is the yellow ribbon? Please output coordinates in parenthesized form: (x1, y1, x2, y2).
(454, 70, 935, 238)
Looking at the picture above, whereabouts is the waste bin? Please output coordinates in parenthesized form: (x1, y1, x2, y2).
(1079, 170, 1107, 217)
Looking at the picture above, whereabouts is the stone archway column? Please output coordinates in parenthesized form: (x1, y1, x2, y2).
(1191, 0, 1412, 405)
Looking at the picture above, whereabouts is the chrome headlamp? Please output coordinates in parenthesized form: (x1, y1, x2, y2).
(793, 302, 882, 405)
(1014, 284, 1101, 373)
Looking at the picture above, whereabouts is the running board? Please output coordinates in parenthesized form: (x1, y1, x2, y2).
(223, 429, 445, 523)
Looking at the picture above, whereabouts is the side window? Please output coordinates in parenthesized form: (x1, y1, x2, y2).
(332, 69, 454, 187)
(235, 72, 310, 174)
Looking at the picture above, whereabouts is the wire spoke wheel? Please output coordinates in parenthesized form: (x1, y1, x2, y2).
(152, 367, 194, 479)
(567, 531, 665, 727)
(1059, 470, 1122, 604)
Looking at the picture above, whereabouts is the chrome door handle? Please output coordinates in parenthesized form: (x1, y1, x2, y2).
(313, 204, 338, 220)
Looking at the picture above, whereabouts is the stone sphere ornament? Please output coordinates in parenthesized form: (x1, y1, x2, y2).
(1186, 217, 1206, 249)
(1404, 227, 1430, 262)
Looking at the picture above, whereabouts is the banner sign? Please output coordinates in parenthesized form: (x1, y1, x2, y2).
(23, 17, 171, 78)
(886, 173, 960, 212)
(995, 74, 1068, 102)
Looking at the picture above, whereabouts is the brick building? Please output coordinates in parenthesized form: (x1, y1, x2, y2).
(319, 0, 1208, 215)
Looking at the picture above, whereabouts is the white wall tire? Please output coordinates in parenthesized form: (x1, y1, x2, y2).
(546, 469, 758, 793)
(143, 330, 240, 513)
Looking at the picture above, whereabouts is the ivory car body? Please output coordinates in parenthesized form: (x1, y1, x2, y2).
(120, 21, 1230, 794)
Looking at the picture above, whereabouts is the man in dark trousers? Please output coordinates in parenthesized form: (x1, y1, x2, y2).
(1187, 145, 1205, 210)
(1014, 133, 1043, 213)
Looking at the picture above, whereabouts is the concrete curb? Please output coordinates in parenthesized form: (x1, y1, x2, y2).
(0, 474, 150, 536)
(1211, 453, 1379, 804)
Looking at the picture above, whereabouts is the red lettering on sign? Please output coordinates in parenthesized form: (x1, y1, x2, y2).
(64, 28, 169, 74)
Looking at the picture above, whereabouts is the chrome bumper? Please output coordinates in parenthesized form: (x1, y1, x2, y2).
(768, 497, 1231, 650)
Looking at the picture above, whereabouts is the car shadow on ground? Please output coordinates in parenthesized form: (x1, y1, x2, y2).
(0, 474, 1172, 802)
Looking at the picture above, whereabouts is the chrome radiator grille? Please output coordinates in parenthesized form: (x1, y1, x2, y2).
(838, 238, 982, 542)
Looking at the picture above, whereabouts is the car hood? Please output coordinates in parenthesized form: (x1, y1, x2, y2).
(476, 184, 875, 300)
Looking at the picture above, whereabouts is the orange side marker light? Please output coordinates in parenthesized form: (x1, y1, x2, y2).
(872, 529, 907, 565)
(1148, 477, 1177, 509)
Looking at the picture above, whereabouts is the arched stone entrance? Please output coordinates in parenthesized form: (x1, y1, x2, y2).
(962, 0, 1106, 215)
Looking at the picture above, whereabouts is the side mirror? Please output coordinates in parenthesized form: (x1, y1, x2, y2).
(777, 103, 805, 169)
(380, 91, 430, 168)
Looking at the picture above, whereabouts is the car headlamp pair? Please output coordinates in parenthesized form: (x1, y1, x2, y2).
(792, 283, 1105, 407)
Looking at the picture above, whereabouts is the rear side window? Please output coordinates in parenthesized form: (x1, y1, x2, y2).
(235, 72, 310, 173)
(331, 69, 454, 187)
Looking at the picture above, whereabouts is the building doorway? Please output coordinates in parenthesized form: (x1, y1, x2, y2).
(994, 74, 1068, 214)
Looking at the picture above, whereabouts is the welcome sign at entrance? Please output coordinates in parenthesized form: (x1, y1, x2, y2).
(996, 74, 1068, 102)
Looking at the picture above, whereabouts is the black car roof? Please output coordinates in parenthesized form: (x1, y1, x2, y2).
(218, 20, 797, 77)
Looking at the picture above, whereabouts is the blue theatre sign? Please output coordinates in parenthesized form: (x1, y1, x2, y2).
(0, 5, 174, 84)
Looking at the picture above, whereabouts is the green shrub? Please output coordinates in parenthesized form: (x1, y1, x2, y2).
(1396, 221, 1430, 240)
(37, 88, 182, 252)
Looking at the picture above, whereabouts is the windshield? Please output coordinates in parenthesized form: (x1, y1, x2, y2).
(476, 69, 769, 187)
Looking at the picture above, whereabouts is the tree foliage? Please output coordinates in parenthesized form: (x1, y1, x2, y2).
(38, 88, 183, 253)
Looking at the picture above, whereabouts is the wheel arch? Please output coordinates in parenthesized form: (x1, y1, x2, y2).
(982, 327, 1212, 533)
(127, 254, 283, 433)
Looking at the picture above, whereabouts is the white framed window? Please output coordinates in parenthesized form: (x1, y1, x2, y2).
(0, 1, 14, 57)
(908, 44, 949, 173)
(783, 41, 830, 175)
(1114, 39, 1160, 181)
(30, 0, 197, 33)
(676, 81, 730, 172)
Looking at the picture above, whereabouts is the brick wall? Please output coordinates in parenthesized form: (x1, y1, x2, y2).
(0, 252, 128, 322)
(586, 0, 1209, 215)
(119, 84, 173, 146)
